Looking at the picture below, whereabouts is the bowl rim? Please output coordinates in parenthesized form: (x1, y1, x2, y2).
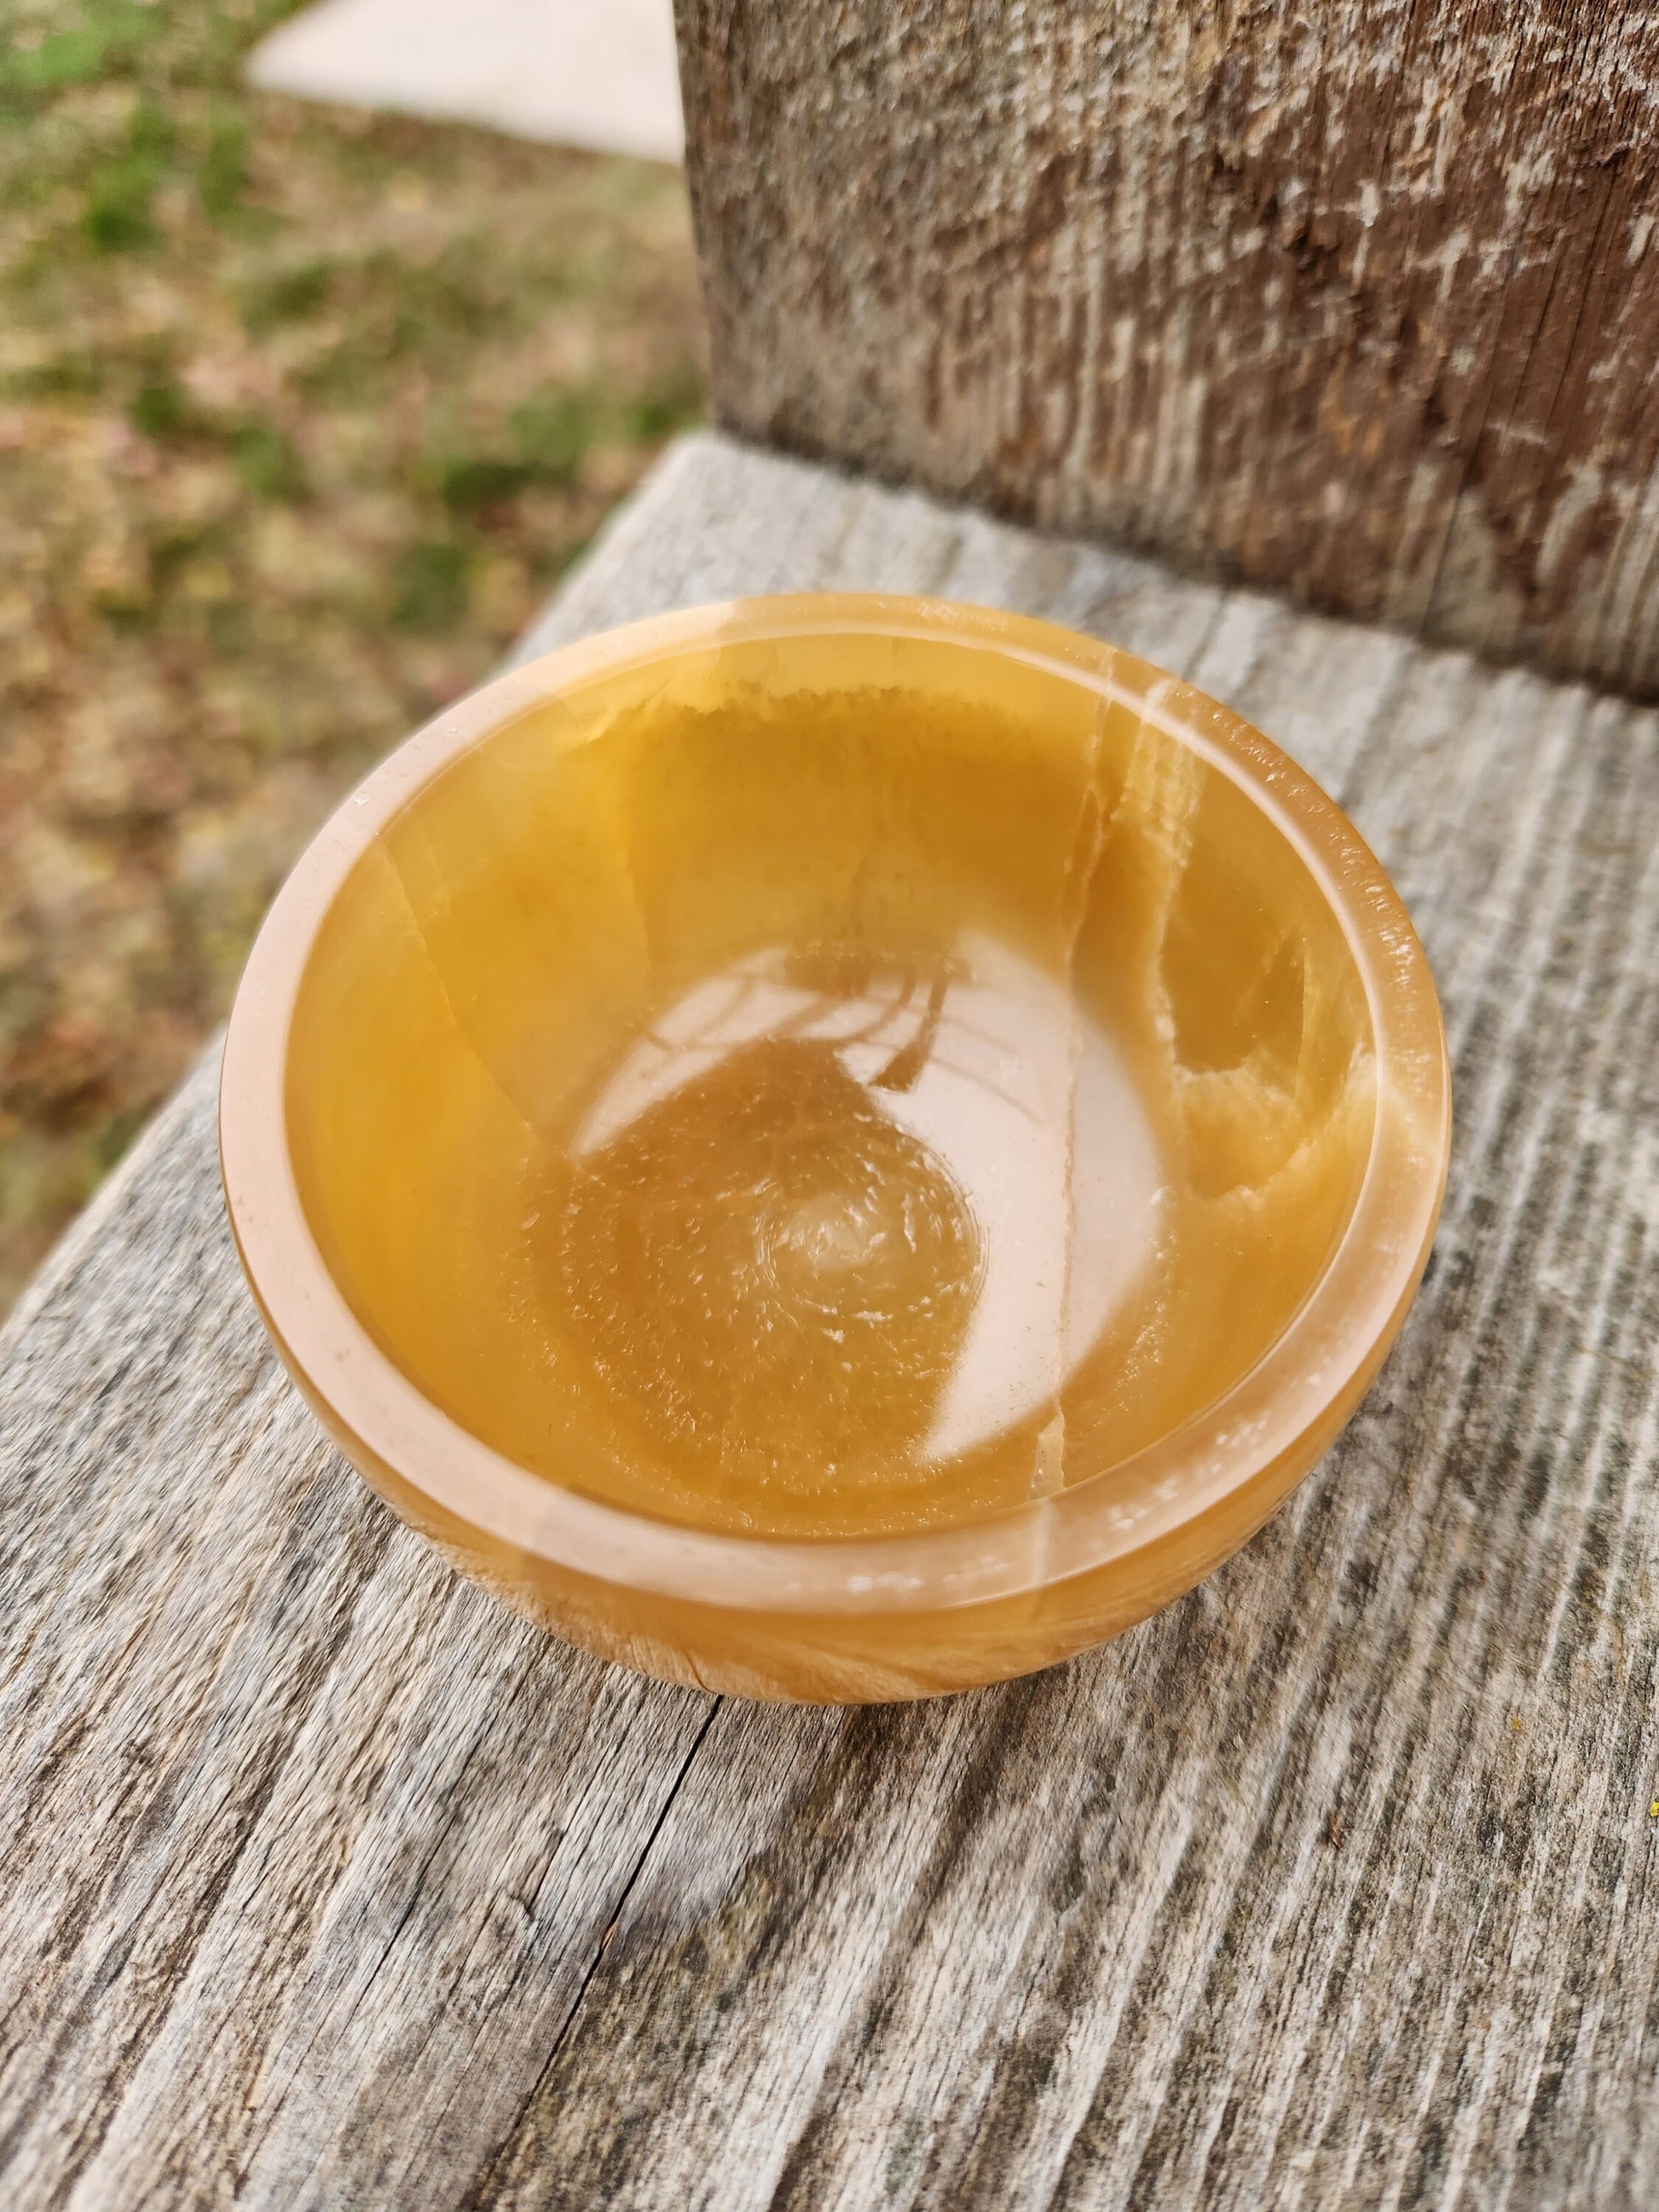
(220, 592, 1451, 1617)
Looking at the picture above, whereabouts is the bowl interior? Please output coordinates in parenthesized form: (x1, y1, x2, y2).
(285, 627, 1376, 1539)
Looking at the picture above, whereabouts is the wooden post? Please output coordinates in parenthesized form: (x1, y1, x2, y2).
(675, 0, 1659, 699)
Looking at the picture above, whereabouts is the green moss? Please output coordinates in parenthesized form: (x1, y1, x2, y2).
(84, 155, 160, 250)
(231, 422, 304, 500)
(621, 355, 704, 442)
(3, 350, 105, 399)
(129, 378, 189, 438)
(236, 257, 335, 330)
(435, 455, 535, 513)
(393, 539, 471, 630)
(511, 389, 601, 483)
(199, 108, 247, 218)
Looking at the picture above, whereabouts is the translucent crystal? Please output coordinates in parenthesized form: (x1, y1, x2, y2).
(286, 629, 1376, 1542)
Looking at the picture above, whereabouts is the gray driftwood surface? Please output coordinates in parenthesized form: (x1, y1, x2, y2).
(3, 432, 1658, 2210)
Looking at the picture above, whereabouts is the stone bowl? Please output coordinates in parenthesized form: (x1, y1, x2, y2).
(221, 596, 1449, 1701)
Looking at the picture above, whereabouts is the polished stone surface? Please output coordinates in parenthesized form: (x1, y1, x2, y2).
(283, 623, 1379, 1551)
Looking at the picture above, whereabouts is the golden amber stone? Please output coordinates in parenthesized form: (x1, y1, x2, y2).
(222, 598, 1449, 1700)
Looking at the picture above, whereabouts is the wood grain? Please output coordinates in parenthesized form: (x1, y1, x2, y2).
(3, 432, 1658, 2207)
(674, 1, 1659, 699)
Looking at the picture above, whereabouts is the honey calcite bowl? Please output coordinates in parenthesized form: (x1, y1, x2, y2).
(221, 596, 1449, 1702)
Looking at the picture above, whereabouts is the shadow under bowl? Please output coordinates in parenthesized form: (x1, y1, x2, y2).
(221, 596, 1449, 1701)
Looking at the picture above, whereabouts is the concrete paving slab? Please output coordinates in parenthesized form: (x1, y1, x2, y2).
(248, 0, 684, 165)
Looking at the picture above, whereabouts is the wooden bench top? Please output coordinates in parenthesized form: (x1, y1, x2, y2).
(3, 432, 1656, 2210)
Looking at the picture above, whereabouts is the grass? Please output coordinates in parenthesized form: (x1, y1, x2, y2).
(0, 0, 706, 1315)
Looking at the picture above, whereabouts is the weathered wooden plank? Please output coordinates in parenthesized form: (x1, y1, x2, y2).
(3, 433, 1657, 2208)
(673, 0, 1659, 700)
(0, 1065, 714, 2209)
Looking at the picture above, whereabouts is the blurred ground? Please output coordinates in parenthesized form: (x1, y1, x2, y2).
(0, 0, 705, 1317)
